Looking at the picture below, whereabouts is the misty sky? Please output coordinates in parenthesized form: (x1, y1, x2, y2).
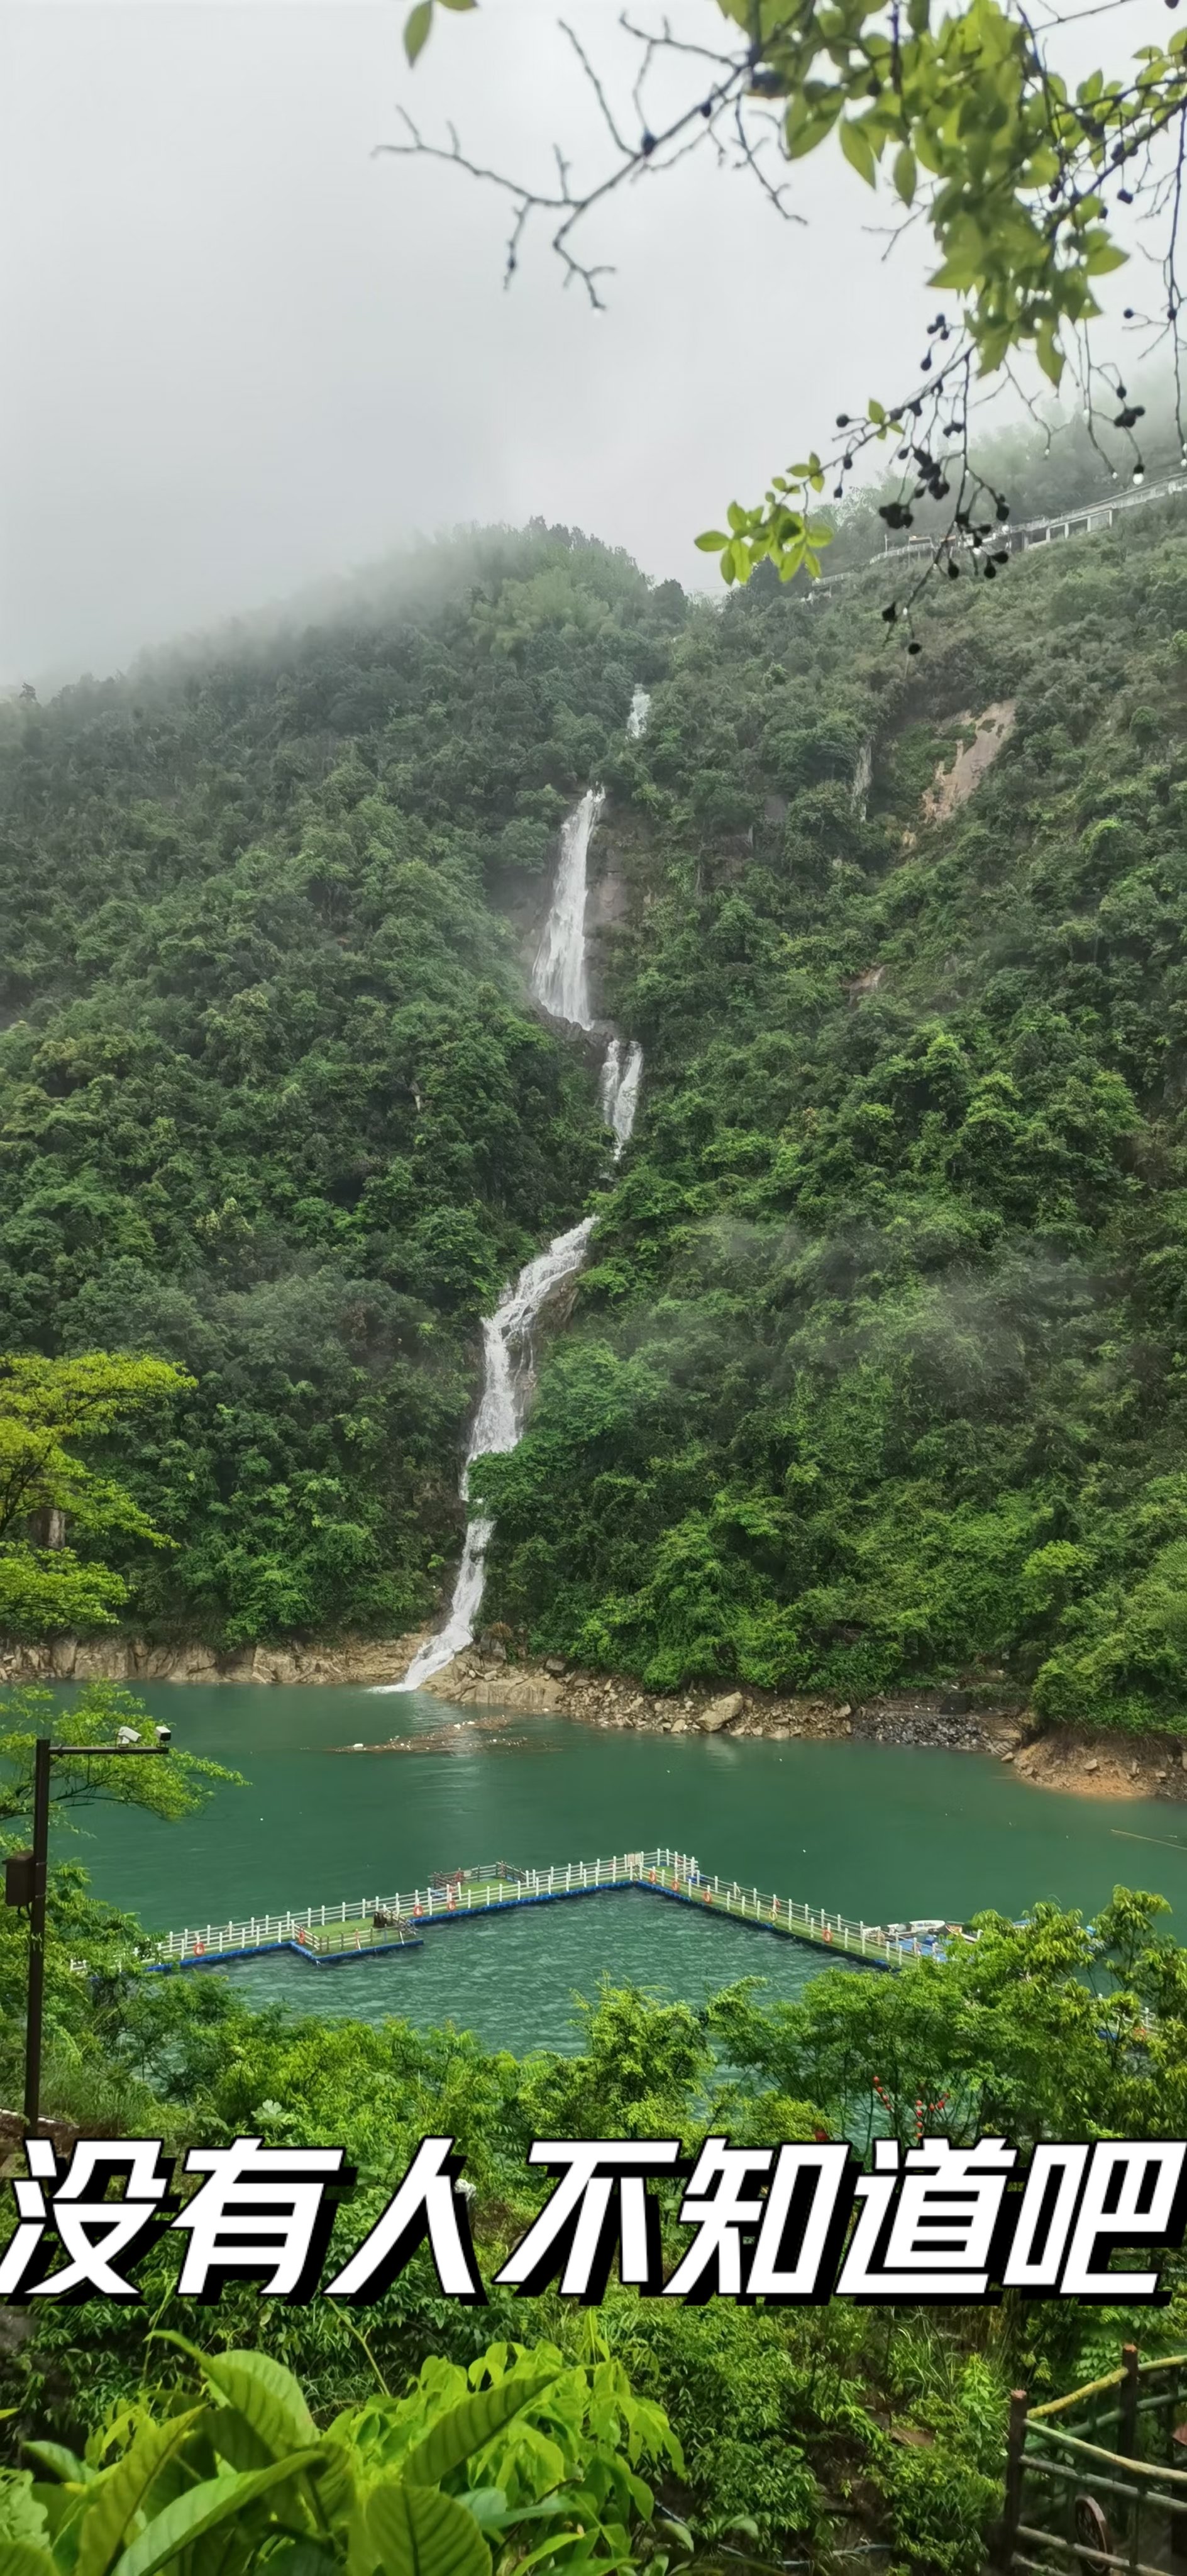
(3, 0, 1171, 686)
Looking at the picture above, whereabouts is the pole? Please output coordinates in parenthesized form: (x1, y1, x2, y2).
(23, 1738, 51, 2133)
(995, 2389, 1029, 2576)
(14, 1737, 164, 2135)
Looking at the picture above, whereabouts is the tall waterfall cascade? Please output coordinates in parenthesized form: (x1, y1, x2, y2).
(387, 701, 648, 1694)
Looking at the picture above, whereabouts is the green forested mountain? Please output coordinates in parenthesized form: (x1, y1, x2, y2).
(0, 530, 676, 1640)
(6, 500, 1187, 1730)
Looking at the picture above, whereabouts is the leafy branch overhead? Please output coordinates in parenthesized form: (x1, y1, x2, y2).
(397, 0, 1187, 584)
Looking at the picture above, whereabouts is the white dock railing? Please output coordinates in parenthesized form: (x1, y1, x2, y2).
(155, 1848, 942, 1972)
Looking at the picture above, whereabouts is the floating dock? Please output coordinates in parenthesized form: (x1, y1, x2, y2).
(150, 1850, 954, 1974)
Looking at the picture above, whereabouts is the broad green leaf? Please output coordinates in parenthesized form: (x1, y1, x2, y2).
(404, 3, 434, 63)
(839, 118, 878, 185)
(22, 2453, 93, 2490)
(0, 2546, 56, 2576)
(203, 2412, 272, 2475)
(77, 2416, 204, 2576)
(251, 2549, 335, 2576)
(893, 145, 917, 203)
(108, 2455, 325, 2576)
(368, 2482, 490, 2576)
(402, 2370, 560, 2488)
(693, 531, 729, 552)
(438, 0, 478, 10)
(1084, 239, 1127, 275)
(193, 2350, 317, 2458)
(454, 2492, 507, 2531)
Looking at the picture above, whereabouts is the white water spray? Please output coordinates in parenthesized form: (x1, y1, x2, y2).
(386, 713, 647, 1692)
(599, 1038, 644, 1160)
(627, 686, 651, 740)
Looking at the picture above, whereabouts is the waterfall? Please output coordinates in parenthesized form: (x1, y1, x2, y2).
(599, 1038, 644, 1160)
(384, 706, 648, 1696)
(531, 787, 603, 1027)
(627, 686, 651, 740)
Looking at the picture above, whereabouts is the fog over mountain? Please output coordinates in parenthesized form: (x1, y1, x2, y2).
(3, 0, 1168, 686)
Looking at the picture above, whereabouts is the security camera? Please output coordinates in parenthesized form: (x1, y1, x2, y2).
(155, 1724, 172, 1746)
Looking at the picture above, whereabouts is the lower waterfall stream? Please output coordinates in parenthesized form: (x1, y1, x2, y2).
(390, 739, 645, 1693)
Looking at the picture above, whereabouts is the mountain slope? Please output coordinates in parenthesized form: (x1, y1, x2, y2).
(0, 528, 678, 1641)
(478, 499, 1187, 1734)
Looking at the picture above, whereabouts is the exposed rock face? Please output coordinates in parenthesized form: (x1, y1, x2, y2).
(920, 702, 1016, 828)
(1012, 1731, 1187, 1801)
(404, 1658, 1030, 1753)
(417, 1651, 565, 1712)
(0, 1631, 430, 1688)
(697, 1691, 744, 1733)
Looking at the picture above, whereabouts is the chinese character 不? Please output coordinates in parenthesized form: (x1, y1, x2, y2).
(495, 2143, 683, 2300)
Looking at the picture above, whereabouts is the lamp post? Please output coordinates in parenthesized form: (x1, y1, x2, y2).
(6, 1733, 170, 2133)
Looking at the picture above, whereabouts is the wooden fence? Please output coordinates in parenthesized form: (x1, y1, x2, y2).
(997, 2346, 1187, 2576)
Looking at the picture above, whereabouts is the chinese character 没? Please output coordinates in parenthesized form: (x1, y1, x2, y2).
(0, 2139, 175, 2302)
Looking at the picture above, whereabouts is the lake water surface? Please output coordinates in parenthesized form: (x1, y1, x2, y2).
(51, 1685, 1187, 2053)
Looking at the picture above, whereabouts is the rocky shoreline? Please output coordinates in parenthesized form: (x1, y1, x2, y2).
(0, 1630, 431, 1690)
(7, 1629, 1187, 1802)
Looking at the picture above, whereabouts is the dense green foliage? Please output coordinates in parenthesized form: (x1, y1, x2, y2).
(0, 531, 676, 1644)
(1, 2337, 676, 2576)
(0, 1354, 193, 1636)
(5, 1867, 1187, 2576)
(478, 492, 1187, 1731)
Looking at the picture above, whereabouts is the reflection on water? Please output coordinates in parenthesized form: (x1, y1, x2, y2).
(46, 1682, 1187, 2051)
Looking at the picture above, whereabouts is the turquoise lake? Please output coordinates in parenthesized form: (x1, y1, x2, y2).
(42, 1684, 1187, 2051)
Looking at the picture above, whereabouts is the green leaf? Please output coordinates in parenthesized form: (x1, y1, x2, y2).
(839, 118, 878, 185)
(191, 2350, 317, 2459)
(1084, 239, 1128, 275)
(367, 2482, 491, 2576)
(694, 531, 729, 552)
(22, 2452, 94, 2490)
(77, 2417, 204, 2576)
(108, 2457, 325, 2576)
(893, 145, 917, 204)
(404, 3, 434, 63)
(438, 0, 478, 10)
(402, 2371, 560, 2489)
(0, 2547, 57, 2576)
